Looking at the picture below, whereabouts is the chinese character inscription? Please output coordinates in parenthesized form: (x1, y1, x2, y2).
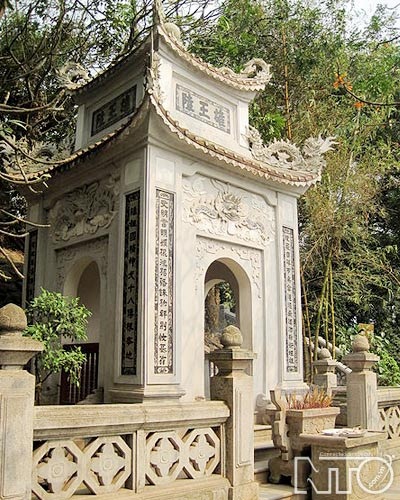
(154, 190, 175, 374)
(122, 191, 140, 375)
(283, 227, 299, 373)
(176, 84, 231, 134)
(91, 85, 137, 136)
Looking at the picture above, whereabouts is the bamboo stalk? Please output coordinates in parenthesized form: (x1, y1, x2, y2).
(313, 250, 332, 361)
(329, 260, 336, 359)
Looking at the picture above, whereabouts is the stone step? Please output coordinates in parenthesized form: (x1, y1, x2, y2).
(254, 424, 280, 485)
(258, 484, 307, 499)
(254, 424, 273, 450)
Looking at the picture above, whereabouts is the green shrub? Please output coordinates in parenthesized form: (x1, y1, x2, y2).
(24, 288, 91, 403)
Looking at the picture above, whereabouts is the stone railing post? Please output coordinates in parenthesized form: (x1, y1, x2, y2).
(208, 326, 258, 500)
(0, 304, 43, 500)
(313, 347, 337, 391)
(343, 334, 380, 430)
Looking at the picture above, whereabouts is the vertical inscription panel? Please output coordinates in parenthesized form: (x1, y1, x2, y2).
(282, 227, 299, 373)
(121, 191, 140, 376)
(154, 190, 175, 374)
(25, 229, 38, 304)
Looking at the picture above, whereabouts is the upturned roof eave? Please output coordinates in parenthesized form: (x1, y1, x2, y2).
(16, 89, 319, 190)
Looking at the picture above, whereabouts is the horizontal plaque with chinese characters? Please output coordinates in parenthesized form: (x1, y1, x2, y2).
(154, 190, 175, 374)
(91, 85, 136, 136)
(176, 84, 231, 134)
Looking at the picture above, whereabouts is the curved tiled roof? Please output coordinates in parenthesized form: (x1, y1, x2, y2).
(72, 15, 271, 96)
(17, 88, 319, 188)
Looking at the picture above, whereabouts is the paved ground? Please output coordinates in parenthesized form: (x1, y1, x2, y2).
(258, 478, 400, 499)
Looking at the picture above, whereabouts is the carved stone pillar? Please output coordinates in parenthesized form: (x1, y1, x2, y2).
(0, 304, 43, 500)
(313, 347, 337, 390)
(343, 334, 380, 430)
(209, 326, 258, 500)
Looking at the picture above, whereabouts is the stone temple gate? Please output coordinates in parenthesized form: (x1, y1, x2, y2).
(22, 4, 332, 407)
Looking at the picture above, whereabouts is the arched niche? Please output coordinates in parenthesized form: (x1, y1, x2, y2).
(58, 258, 102, 404)
(204, 258, 252, 351)
(76, 261, 100, 343)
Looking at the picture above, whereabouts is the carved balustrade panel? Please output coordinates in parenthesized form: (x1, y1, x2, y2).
(32, 436, 131, 499)
(32, 426, 223, 498)
(379, 405, 400, 439)
(145, 427, 221, 486)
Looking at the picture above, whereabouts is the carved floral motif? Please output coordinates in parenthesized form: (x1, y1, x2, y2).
(32, 436, 131, 499)
(146, 428, 220, 485)
(183, 176, 274, 246)
(247, 125, 336, 174)
(379, 405, 400, 439)
(55, 237, 108, 292)
(48, 175, 120, 243)
(196, 237, 262, 299)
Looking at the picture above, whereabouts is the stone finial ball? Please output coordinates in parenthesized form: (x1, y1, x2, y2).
(352, 334, 369, 353)
(0, 303, 27, 334)
(221, 325, 243, 349)
(318, 347, 332, 360)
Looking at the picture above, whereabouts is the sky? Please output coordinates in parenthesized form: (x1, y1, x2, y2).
(350, 0, 400, 21)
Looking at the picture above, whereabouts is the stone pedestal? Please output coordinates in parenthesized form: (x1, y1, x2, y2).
(0, 304, 43, 500)
(343, 335, 380, 430)
(209, 329, 258, 500)
(314, 348, 337, 390)
(300, 432, 389, 499)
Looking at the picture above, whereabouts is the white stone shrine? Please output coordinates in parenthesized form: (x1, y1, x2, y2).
(22, 4, 334, 408)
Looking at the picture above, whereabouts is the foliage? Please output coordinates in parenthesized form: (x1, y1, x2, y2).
(190, 0, 400, 383)
(24, 288, 91, 402)
(336, 325, 400, 386)
(286, 386, 333, 409)
(0, 0, 219, 282)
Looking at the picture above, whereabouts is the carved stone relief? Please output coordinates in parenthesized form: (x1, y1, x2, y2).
(154, 190, 175, 374)
(282, 227, 299, 373)
(48, 174, 120, 243)
(183, 175, 274, 247)
(247, 125, 336, 174)
(55, 237, 108, 292)
(196, 237, 262, 299)
(145, 427, 220, 485)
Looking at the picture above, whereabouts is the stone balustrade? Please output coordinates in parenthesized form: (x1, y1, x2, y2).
(377, 387, 400, 439)
(32, 401, 230, 498)
(0, 306, 256, 500)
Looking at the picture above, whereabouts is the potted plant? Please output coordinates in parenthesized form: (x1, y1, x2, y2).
(267, 386, 340, 487)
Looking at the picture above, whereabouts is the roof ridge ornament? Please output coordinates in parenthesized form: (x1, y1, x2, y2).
(56, 62, 90, 90)
(153, 0, 182, 44)
(247, 126, 336, 174)
(220, 58, 272, 83)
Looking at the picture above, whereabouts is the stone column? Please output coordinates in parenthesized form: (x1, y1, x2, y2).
(343, 334, 380, 430)
(313, 347, 337, 391)
(0, 304, 43, 500)
(208, 326, 258, 500)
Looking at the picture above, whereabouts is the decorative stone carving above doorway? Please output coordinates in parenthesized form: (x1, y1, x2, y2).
(55, 236, 108, 293)
(183, 175, 275, 246)
(195, 237, 262, 299)
(48, 175, 120, 243)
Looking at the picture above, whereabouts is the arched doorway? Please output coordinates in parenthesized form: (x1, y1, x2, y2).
(204, 259, 252, 397)
(60, 259, 101, 404)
